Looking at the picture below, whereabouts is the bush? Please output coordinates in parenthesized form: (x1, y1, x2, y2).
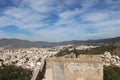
(104, 66, 120, 80)
(0, 65, 32, 80)
(56, 45, 116, 57)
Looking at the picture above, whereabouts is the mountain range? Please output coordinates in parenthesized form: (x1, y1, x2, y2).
(0, 37, 120, 48)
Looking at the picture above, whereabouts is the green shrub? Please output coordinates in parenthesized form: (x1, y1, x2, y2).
(0, 65, 32, 80)
(56, 45, 116, 57)
(104, 66, 120, 80)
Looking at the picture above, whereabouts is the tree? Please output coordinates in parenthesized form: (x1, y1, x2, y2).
(104, 66, 120, 80)
(0, 65, 32, 80)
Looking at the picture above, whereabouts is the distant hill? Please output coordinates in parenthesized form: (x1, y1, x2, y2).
(113, 41, 120, 57)
(0, 38, 57, 48)
(0, 37, 120, 48)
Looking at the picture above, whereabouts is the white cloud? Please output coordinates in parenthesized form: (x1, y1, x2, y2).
(0, 0, 120, 41)
(1, 6, 49, 30)
(22, 0, 61, 13)
(94, 19, 120, 27)
(80, 0, 100, 9)
(0, 30, 10, 38)
(59, 8, 82, 20)
(81, 12, 110, 22)
(87, 26, 120, 39)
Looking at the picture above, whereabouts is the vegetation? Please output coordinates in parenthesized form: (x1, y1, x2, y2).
(104, 66, 120, 80)
(56, 48, 69, 57)
(75, 45, 116, 55)
(113, 41, 120, 57)
(56, 45, 116, 57)
(0, 65, 32, 80)
(0, 59, 4, 61)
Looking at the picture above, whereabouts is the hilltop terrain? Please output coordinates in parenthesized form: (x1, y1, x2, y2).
(0, 37, 120, 48)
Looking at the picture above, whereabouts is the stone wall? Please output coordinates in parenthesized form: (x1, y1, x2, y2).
(64, 62, 103, 80)
(53, 62, 64, 80)
(46, 55, 103, 80)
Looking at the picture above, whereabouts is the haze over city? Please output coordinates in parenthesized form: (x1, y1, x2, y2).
(0, 0, 120, 42)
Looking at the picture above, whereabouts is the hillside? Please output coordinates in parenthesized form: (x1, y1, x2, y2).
(56, 45, 116, 57)
(0, 37, 120, 48)
(113, 41, 120, 57)
(0, 38, 57, 48)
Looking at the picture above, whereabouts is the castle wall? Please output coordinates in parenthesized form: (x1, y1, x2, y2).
(53, 62, 64, 80)
(64, 62, 103, 80)
(46, 55, 103, 80)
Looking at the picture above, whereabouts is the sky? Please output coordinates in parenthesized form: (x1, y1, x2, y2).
(0, 0, 120, 42)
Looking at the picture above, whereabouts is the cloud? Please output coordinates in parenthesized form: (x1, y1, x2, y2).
(94, 19, 120, 27)
(0, 0, 120, 41)
(0, 10, 51, 35)
(81, 12, 110, 23)
(22, 0, 56, 13)
(0, 30, 10, 38)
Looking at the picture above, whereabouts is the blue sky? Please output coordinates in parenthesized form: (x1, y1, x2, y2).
(0, 0, 120, 42)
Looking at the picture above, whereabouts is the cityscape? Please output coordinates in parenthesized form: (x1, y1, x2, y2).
(0, 39, 120, 80)
(0, 0, 120, 80)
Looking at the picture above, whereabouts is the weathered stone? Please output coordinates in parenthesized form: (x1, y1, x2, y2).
(45, 55, 103, 80)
